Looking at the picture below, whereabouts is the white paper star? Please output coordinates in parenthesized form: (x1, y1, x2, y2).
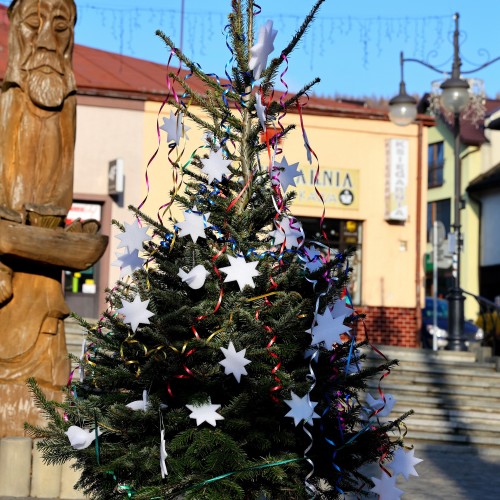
(255, 92, 267, 130)
(270, 217, 303, 249)
(273, 157, 301, 193)
(65, 425, 102, 450)
(178, 264, 210, 289)
(117, 294, 154, 332)
(160, 111, 190, 145)
(160, 429, 168, 478)
(307, 312, 351, 348)
(370, 472, 404, 500)
(331, 297, 354, 319)
(200, 148, 232, 183)
(116, 220, 151, 253)
(186, 400, 224, 427)
(284, 392, 321, 427)
(389, 448, 423, 480)
(112, 249, 145, 278)
(219, 341, 251, 382)
(219, 255, 260, 291)
(177, 207, 211, 243)
(249, 20, 278, 80)
(365, 393, 397, 418)
(303, 245, 323, 273)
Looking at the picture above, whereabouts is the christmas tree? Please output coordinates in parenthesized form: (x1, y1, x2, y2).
(27, 1, 420, 498)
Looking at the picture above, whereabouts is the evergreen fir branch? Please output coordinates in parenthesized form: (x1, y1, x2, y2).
(25, 377, 66, 428)
(260, 0, 326, 89)
(267, 77, 321, 115)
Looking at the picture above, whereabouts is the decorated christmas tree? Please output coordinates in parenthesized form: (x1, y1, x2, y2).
(27, 1, 422, 498)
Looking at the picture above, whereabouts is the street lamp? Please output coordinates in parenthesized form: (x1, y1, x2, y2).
(389, 13, 500, 351)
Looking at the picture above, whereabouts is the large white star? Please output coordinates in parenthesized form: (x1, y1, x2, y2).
(389, 447, 423, 480)
(116, 220, 151, 253)
(176, 207, 211, 243)
(249, 20, 278, 80)
(200, 148, 232, 184)
(186, 400, 224, 427)
(284, 392, 320, 427)
(307, 312, 351, 348)
(273, 157, 301, 193)
(160, 429, 168, 478)
(270, 217, 303, 249)
(112, 249, 145, 278)
(219, 341, 251, 382)
(117, 294, 154, 332)
(255, 92, 267, 130)
(160, 111, 190, 145)
(370, 472, 404, 500)
(219, 255, 260, 291)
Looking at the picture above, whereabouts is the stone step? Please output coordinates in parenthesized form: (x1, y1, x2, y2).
(408, 417, 500, 435)
(363, 345, 481, 364)
(403, 430, 500, 448)
(382, 362, 500, 380)
(391, 405, 500, 422)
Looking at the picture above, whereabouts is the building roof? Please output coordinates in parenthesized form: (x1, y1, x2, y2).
(468, 162, 500, 193)
(0, 5, 433, 123)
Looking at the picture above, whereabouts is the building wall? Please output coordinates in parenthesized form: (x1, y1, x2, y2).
(142, 101, 428, 346)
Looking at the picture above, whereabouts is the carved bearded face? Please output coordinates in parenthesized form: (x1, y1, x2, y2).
(6, 0, 76, 109)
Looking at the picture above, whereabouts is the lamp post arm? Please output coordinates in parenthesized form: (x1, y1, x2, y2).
(402, 56, 447, 76)
(461, 55, 500, 75)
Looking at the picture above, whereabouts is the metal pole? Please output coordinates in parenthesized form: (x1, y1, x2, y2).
(432, 221, 438, 351)
(180, 0, 185, 53)
(446, 112, 467, 351)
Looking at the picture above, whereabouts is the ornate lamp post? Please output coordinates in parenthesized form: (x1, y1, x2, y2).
(389, 13, 500, 351)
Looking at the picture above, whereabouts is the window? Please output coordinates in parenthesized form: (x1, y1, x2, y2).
(428, 142, 444, 188)
(427, 199, 451, 242)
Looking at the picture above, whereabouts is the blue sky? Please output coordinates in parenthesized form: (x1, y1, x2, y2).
(3, 0, 500, 99)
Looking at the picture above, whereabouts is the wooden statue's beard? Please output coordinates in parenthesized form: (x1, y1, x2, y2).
(26, 70, 66, 109)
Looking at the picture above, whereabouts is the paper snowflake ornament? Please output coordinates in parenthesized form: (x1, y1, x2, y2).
(270, 217, 303, 249)
(255, 92, 267, 130)
(65, 425, 102, 450)
(177, 206, 211, 243)
(284, 391, 320, 427)
(219, 341, 251, 382)
(273, 157, 301, 193)
(116, 219, 151, 253)
(331, 297, 354, 319)
(178, 264, 209, 289)
(219, 255, 260, 291)
(112, 249, 145, 278)
(186, 400, 224, 427)
(303, 245, 323, 273)
(249, 20, 278, 80)
(365, 393, 397, 418)
(160, 429, 168, 478)
(389, 447, 423, 480)
(126, 390, 149, 411)
(160, 110, 190, 145)
(200, 148, 232, 183)
(117, 294, 154, 332)
(370, 471, 404, 500)
(307, 312, 351, 348)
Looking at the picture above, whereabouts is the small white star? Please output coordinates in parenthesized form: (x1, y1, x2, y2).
(200, 148, 232, 183)
(160, 111, 190, 145)
(117, 294, 154, 332)
(303, 245, 323, 273)
(219, 341, 251, 382)
(219, 255, 260, 291)
(112, 249, 145, 278)
(389, 447, 423, 480)
(160, 429, 168, 478)
(284, 392, 320, 427)
(307, 312, 351, 348)
(176, 206, 211, 243)
(186, 400, 224, 427)
(273, 157, 301, 193)
(270, 217, 303, 249)
(331, 297, 354, 319)
(116, 220, 151, 253)
(249, 20, 278, 80)
(255, 92, 267, 130)
(370, 471, 404, 500)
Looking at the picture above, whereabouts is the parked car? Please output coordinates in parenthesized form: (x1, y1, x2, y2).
(421, 297, 484, 349)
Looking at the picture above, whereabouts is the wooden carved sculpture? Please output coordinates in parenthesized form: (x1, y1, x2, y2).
(0, 0, 107, 436)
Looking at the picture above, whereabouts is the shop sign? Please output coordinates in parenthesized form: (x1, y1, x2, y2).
(294, 166, 359, 210)
(385, 139, 409, 222)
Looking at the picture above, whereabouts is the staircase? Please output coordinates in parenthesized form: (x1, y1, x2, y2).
(365, 345, 500, 451)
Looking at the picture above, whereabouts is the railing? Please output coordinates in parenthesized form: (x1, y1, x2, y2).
(464, 291, 500, 355)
